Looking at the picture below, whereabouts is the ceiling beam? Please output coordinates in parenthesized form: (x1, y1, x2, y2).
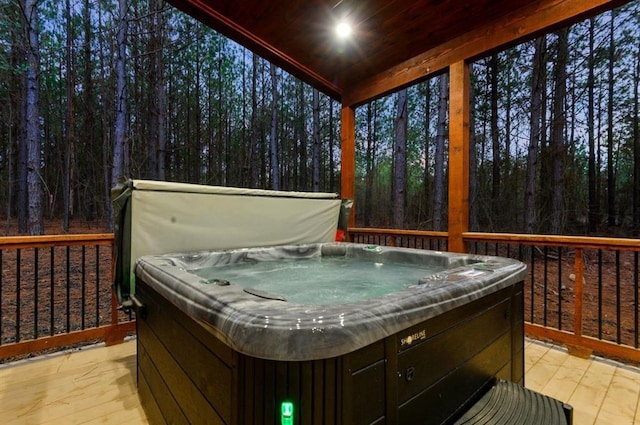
(343, 0, 630, 107)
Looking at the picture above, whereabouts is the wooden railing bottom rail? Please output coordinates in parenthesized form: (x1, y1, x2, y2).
(0, 321, 135, 360)
(526, 323, 640, 363)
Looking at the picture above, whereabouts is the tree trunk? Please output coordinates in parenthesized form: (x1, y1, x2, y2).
(328, 100, 335, 192)
(96, 2, 114, 228)
(82, 0, 96, 221)
(550, 29, 569, 234)
(525, 36, 545, 234)
(504, 53, 513, 228)
(269, 63, 280, 190)
(63, 0, 76, 232)
(148, 9, 158, 179)
(469, 66, 479, 231)
(490, 54, 501, 214)
(364, 103, 374, 227)
(433, 74, 448, 231)
(606, 11, 616, 227)
(393, 89, 408, 229)
(149, 0, 166, 180)
(24, 0, 43, 235)
(112, 0, 128, 189)
(423, 81, 432, 228)
(250, 54, 260, 188)
(633, 37, 640, 235)
(588, 18, 598, 233)
(16, 22, 27, 233)
(214, 52, 221, 185)
(297, 81, 307, 190)
(312, 88, 321, 192)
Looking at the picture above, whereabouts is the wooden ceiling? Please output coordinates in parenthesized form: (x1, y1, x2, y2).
(165, 0, 629, 105)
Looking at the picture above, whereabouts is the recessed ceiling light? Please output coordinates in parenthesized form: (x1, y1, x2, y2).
(336, 21, 352, 39)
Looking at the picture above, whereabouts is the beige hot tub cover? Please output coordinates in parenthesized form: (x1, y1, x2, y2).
(112, 179, 350, 308)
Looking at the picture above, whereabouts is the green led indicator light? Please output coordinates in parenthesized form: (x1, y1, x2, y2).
(281, 401, 294, 425)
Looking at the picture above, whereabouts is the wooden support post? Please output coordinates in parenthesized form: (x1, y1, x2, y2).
(448, 61, 470, 253)
(341, 105, 356, 229)
(565, 248, 593, 358)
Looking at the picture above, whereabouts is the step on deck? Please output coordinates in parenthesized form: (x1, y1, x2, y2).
(454, 380, 573, 424)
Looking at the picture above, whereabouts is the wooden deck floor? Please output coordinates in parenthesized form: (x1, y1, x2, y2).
(525, 340, 640, 425)
(1, 339, 640, 424)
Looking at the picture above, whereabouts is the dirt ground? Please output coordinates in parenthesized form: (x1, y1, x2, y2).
(0, 217, 111, 237)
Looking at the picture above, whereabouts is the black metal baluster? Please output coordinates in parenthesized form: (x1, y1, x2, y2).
(598, 250, 603, 340)
(616, 250, 621, 344)
(66, 246, 71, 333)
(50, 247, 55, 336)
(96, 245, 100, 328)
(635, 251, 639, 349)
(558, 248, 562, 331)
(81, 246, 86, 330)
(530, 248, 535, 323)
(518, 244, 523, 262)
(16, 249, 21, 343)
(0, 250, 3, 344)
(34, 247, 39, 339)
(543, 246, 548, 327)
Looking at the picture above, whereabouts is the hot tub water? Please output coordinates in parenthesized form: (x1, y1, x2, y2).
(191, 256, 447, 305)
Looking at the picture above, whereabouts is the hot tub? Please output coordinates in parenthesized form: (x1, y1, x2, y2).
(133, 242, 526, 425)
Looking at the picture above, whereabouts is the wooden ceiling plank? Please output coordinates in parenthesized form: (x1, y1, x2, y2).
(343, 0, 630, 106)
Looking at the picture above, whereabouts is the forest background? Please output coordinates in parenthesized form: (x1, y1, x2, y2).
(1, 0, 639, 237)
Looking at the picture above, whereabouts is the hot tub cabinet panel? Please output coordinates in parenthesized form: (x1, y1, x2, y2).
(111, 183, 559, 424)
(136, 282, 237, 424)
(135, 273, 524, 424)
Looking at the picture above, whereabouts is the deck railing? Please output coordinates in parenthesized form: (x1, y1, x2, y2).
(0, 234, 134, 361)
(2, 230, 639, 364)
(349, 227, 449, 251)
(350, 228, 640, 364)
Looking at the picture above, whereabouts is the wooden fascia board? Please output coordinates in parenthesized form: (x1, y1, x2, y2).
(166, 0, 343, 100)
(342, 0, 630, 107)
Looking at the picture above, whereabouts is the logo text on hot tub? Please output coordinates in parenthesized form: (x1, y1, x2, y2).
(401, 329, 426, 346)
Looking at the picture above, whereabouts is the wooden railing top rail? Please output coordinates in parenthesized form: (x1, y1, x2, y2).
(0, 233, 114, 249)
(2, 230, 638, 251)
(349, 227, 448, 239)
(350, 228, 640, 250)
(463, 232, 640, 251)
